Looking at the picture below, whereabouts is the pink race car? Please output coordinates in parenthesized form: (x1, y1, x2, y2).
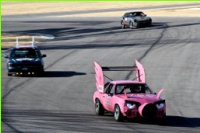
(93, 60, 166, 122)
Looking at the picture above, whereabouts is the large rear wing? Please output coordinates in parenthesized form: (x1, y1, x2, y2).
(94, 62, 104, 93)
(94, 60, 145, 92)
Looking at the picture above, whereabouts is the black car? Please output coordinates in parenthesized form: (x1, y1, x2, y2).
(121, 11, 152, 29)
(5, 45, 46, 76)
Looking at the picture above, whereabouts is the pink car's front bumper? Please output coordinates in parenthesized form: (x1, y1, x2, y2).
(122, 106, 166, 119)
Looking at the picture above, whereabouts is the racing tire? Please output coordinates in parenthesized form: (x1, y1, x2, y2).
(95, 99, 104, 116)
(121, 24, 125, 29)
(121, 22, 126, 29)
(114, 105, 123, 121)
(39, 69, 45, 76)
(133, 22, 139, 28)
(7, 72, 12, 76)
(148, 22, 152, 27)
(129, 22, 134, 29)
(35, 68, 44, 76)
(157, 115, 166, 125)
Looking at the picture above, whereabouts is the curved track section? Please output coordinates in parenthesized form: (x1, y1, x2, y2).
(2, 17, 200, 133)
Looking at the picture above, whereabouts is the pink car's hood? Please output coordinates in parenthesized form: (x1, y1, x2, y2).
(117, 93, 159, 104)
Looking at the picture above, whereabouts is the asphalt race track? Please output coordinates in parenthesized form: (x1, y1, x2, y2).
(2, 14, 200, 132)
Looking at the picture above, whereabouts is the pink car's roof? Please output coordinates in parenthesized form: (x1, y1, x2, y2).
(110, 80, 145, 85)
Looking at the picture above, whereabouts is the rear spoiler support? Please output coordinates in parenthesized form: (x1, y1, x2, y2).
(94, 60, 146, 92)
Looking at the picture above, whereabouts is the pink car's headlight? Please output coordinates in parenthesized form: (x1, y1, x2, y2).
(156, 103, 165, 110)
(126, 103, 136, 110)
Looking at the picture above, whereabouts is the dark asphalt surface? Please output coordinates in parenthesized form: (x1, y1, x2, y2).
(2, 12, 200, 133)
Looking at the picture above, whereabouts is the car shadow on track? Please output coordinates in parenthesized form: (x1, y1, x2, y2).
(38, 71, 86, 78)
(102, 113, 200, 128)
(163, 115, 200, 127)
(123, 115, 200, 128)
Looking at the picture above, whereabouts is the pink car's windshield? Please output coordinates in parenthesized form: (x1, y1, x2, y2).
(115, 84, 153, 94)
